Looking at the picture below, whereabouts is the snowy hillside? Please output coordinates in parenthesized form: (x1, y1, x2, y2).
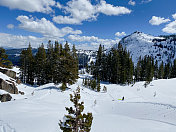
(77, 49, 96, 67)
(114, 31, 176, 64)
(0, 70, 176, 132)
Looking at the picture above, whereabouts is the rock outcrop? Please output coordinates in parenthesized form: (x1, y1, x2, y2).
(0, 67, 16, 79)
(0, 94, 12, 102)
(0, 78, 18, 94)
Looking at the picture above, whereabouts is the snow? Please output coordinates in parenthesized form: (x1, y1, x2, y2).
(0, 72, 176, 132)
(113, 31, 176, 65)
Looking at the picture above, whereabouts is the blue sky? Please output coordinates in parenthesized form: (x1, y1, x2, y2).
(0, 0, 175, 49)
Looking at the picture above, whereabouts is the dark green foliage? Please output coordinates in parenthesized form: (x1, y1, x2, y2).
(59, 86, 93, 132)
(20, 44, 35, 85)
(134, 55, 154, 83)
(92, 43, 134, 85)
(163, 63, 171, 79)
(35, 44, 46, 85)
(171, 59, 176, 78)
(158, 61, 164, 79)
(154, 60, 158, 79)
(0, 47, 13, 68)
(82, 78, 101, 92)
(20, 41, 78, 88)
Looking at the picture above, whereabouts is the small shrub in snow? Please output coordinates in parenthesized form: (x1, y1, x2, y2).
(59, 86, 93, 132)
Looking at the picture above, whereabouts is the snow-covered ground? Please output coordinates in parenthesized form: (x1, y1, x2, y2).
(0, 73, 176, 132)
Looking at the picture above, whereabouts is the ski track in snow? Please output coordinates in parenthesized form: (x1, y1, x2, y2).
(126, 102, 176, 125)
(128, 102, 176, 109)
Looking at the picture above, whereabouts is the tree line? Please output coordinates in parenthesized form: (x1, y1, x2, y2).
(20, 41, 78, 90)
(89, 44, 134, 84)
(87, 44, 176, 85)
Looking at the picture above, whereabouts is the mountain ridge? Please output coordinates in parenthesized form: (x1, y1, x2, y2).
(113, 31, 176, 65)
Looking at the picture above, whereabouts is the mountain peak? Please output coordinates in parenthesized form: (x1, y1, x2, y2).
(116, 31, 176, 65)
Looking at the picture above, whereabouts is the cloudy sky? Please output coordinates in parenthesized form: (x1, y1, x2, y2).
(0, 0, 175, 49)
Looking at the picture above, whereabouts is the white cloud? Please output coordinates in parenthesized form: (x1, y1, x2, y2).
(7, 24, 14, 29)
(0, 0, 56, 13)
(53, 0, 131, 25)
(115, 32, 126, 37)
(149, 16, 170, 26)
(97, 0, 131, 16)
(0, 32, 64, 48)
(16, 15, 82, 38)
(172, 13, 176, 20)
(68, 34, 120, 49)
(128, 0, 136, 6)
(162, 20, 176, 34)
(68, 35, 98, 42)
(76, 43, 95, 50)
(142, 0, 152, 3)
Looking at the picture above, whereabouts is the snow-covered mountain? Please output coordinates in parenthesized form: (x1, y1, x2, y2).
(77, 49, 96, 67)
(114, 31, 176, 64)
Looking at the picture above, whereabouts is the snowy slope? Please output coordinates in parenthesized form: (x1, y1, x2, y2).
(113, 31, 176, 64)
(77, 49, 96, 66)
(0, 71, 176, 132)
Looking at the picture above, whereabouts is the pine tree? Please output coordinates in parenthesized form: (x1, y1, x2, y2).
(154, 60, 158, 79)
(135, 56, 142, 82)
(171, 59, 176, 78)
(35, 44, 46, 85)
(71, 44, 79, 81)
(158, 61, 164, 79)
(60, 42, 78, 90)
(20, 49, 27, 83)
(59, 86, 93, 132)
(96, 76, 101, 92)
(94, 44, 103, 80)
(45, 40, 54, 83)
(26, 43, 35, 85)
(20, 44, 35, 85)
(0, 47, 13, 68)
(163, 63, 170, 79)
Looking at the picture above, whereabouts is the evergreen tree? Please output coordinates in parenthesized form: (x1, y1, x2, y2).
(93, 43, 134, 85)
(163, 63, 170, 79)
(96, 76, 101, 92)
(35, 44, 46, 85)
(26, 43, 35, 85)
(20, 49, 28, 83)
(154, 60, 158, 79)
(135, 56, 142, 82)
(94, 44, 103, 80)
(60, 42, 78, 90)
(45, 40, 54, 83)
(0, 47, 12, 68)
(20, 44, 35, 85)
(171, 59, 176, 78)
(158, 61, 164, 79)
(59, 86, 93, 132)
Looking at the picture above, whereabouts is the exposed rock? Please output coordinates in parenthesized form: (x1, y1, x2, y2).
(0, 67, 16, 79)
(16, 77, 21, 84)
(0, 94, 12, 102)
(19, 91, 24, 95)
(0, 78, 18, 94)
